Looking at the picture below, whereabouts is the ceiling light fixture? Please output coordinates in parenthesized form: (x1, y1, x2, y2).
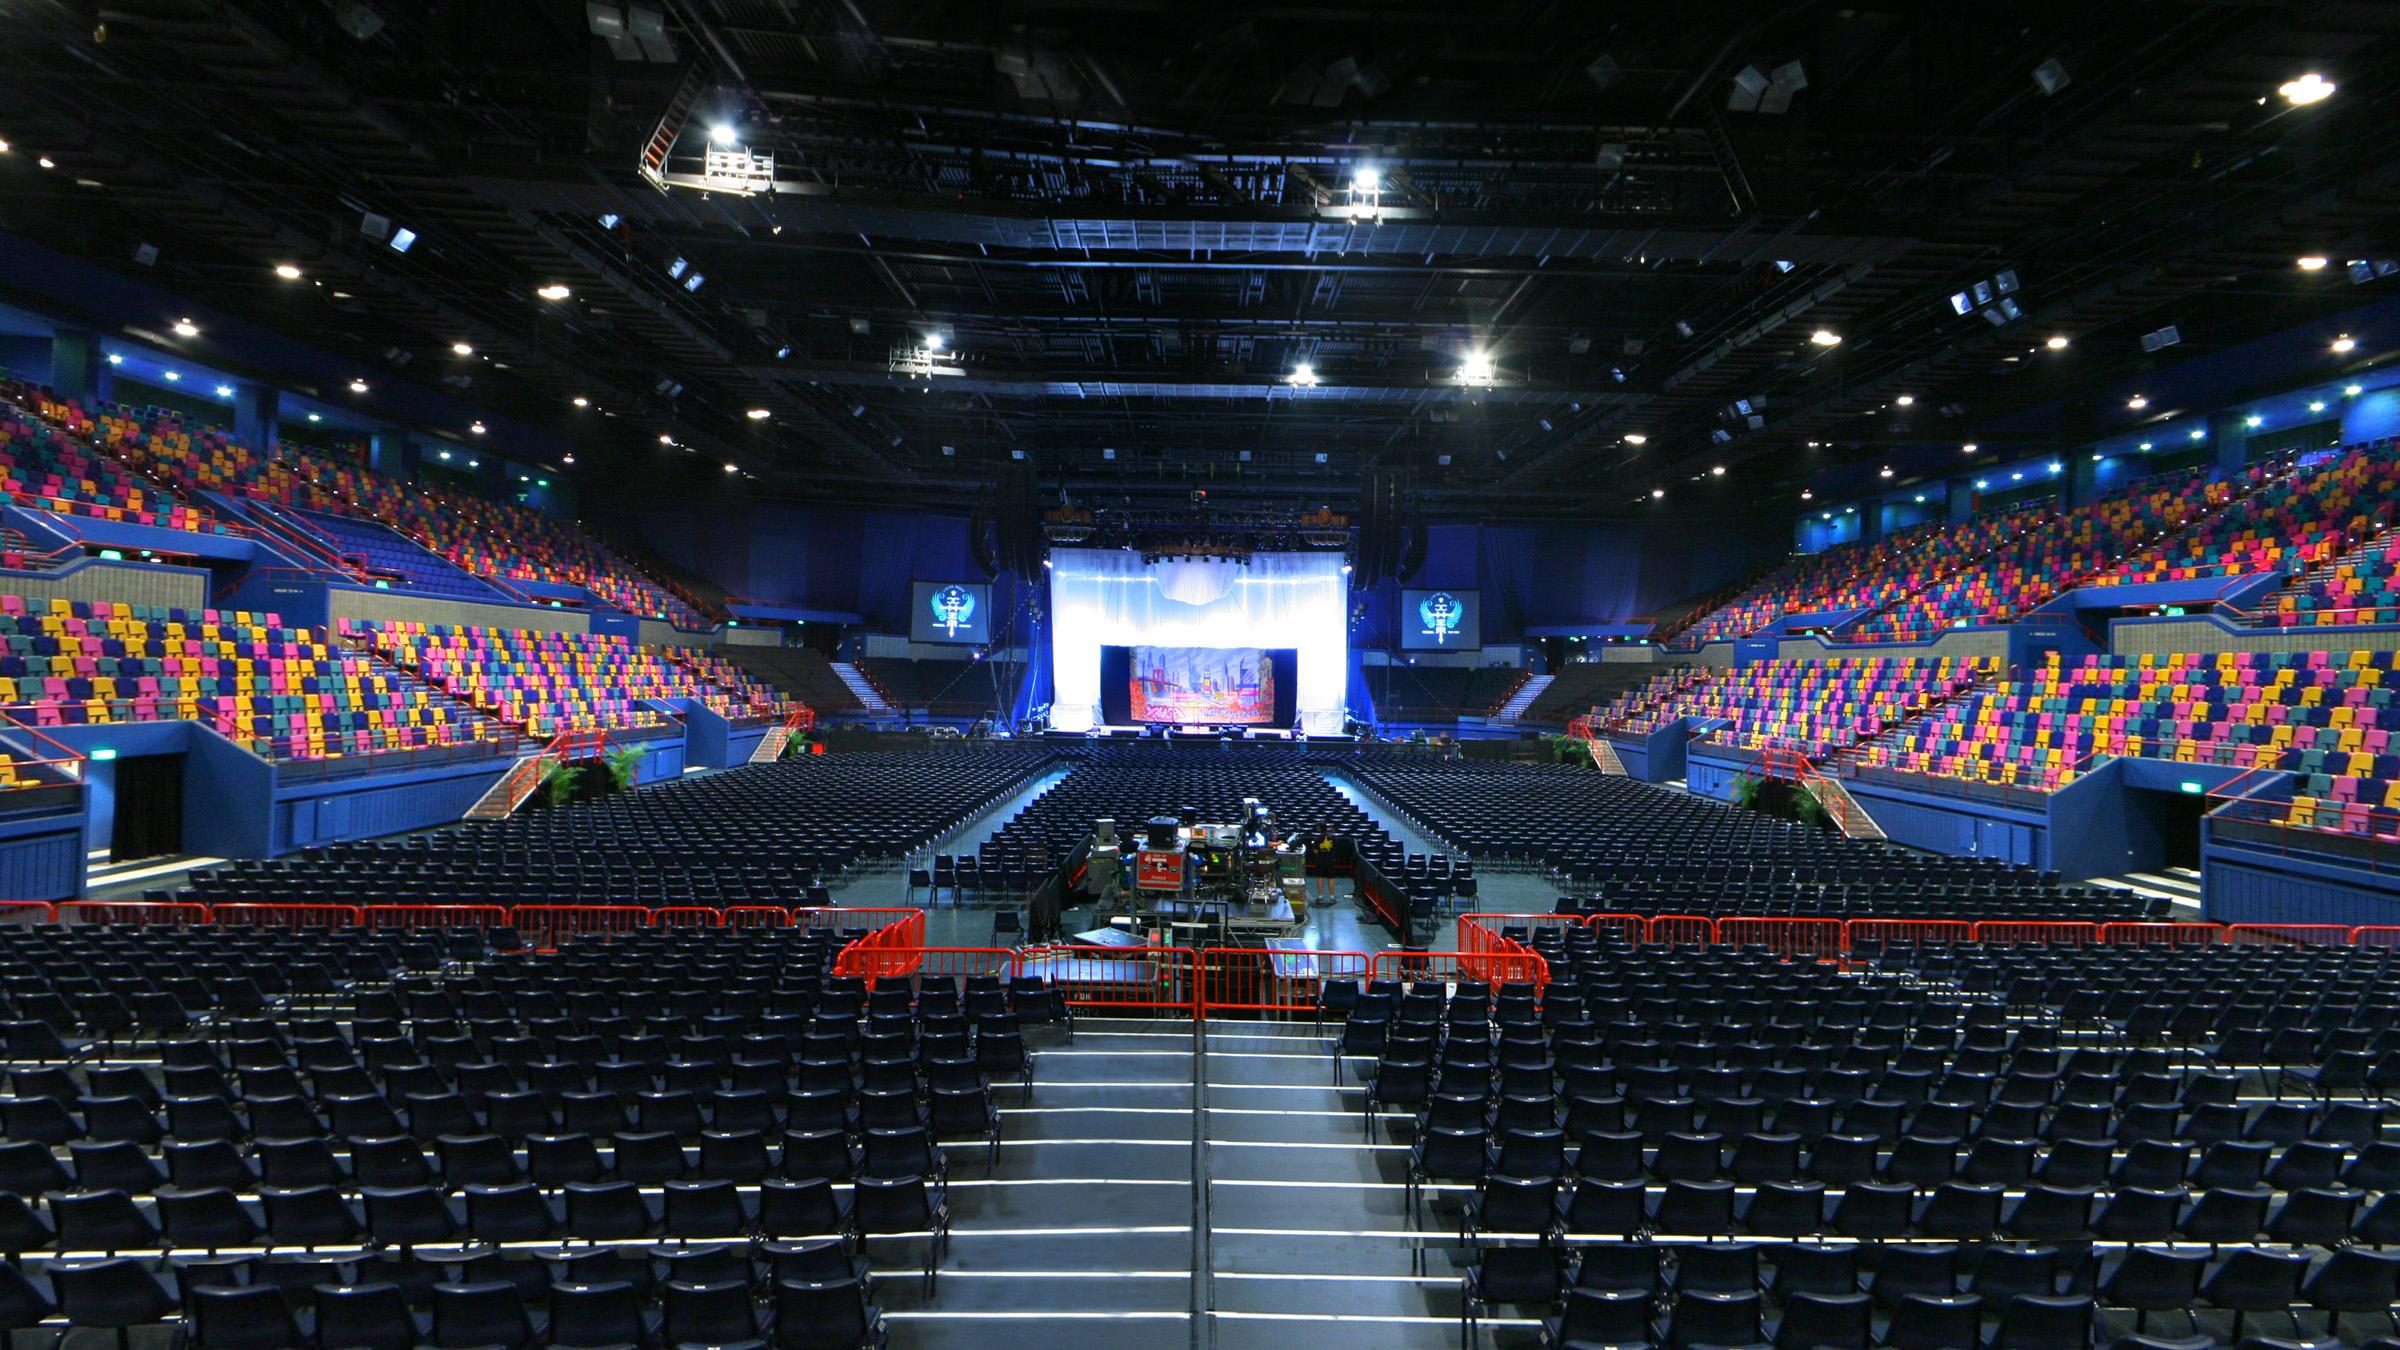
(451, 342, 473, 356)
(1809, 329, 1841, 347)
(2126, 395, 2149, 410)
(1289, 362, 1317, 387)
(274, 264, 303, 280)
(2045, 335, 2070, 350)
(1962, 443, 1978, 453)
(1879, 466, 1894, 478)
(536, 284, 572, 300)
(746, 408, 771, 420)
(2298, 255, 2330, 271)
(213, 384, 233, 398)
(659, 434, 675, 446)
(2280, 72, 2335, 105)
(2246, 414, 2264, 428)
(1650, 488, 1665, 500)
(2332, 333, 2358, 353)
(572, 396, 590, 408)
(1894, 394, 1915, 407)
(348, 379, 368, 394)
(2346, 385, 2363, 396)
(709, 123, 738, 145)
(1352, 164, 1381, 191)
(469, 421, 486, 435)
(307, 413, 322, 423)
(1710, 465, 1725, 477)
(1624, 433, 1648, 445)
(172, 318, 199, 338)
(723, 462, 739, 473)
(162, 371, 181, 382)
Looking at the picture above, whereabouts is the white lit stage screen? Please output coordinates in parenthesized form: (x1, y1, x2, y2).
(1048, 549, 1347, 734)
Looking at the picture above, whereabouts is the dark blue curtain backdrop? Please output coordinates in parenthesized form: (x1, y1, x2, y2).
(618, 497, 1778, 648)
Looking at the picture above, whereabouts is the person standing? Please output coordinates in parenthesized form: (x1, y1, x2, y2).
(1311, 827, 1338, 905)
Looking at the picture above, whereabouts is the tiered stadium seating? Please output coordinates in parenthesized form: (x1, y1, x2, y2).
(2, 377, 708, 625)
(0, 390, 220, 534)
(354, 624, 786, 740)
(713, 646, 865, 714)
(1519, 660, 1675, 725)
(853, 657, 985, 716)
(2254, 524, 2400, 629)
(1596, 657, 1989, 759)
(183, 749, 1058, 908)
(1685, 510, 2045, 644)
(284, 508, 510, 602)
(1373, 664, 1523, 720)
(0, 599, 493, 761)
(1849, 652, 2400, 826)
(2087, 441, 2400, 588)
(1346, 760, 2139, 919)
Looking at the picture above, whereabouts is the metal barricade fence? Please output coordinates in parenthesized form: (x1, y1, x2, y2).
(2101, 922, 2222, 946)
(209, 903, 364, 928)
(1017, 945, 1199, 1015)
(1716, 917, 1845, 962)
(1644, 915, 1715, 945)
(57, 901, 209, 926)
(836, 945, 1010, 986)
(2352, 926, 2400, 950)
(1584, 913, 1649, 945)
(1199, 947, 1372, 1016)
(0, 901, 54, 927)
(2224, 923, 2354, 947)
(651, 907, 727, 927)
(1844, 919, 1974, 951)
(1455, 915, 1550, 987)
(1371, 948, 1544, 989)
(511, 905, 652, 949)
(1968, 921, 2100, 945)
(364, 905, 511, 930)
(793, 907, 924, 938)
(724, 906, 794, 928)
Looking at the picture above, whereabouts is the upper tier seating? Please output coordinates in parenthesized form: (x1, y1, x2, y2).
(355, 623, 789, 740)
(1849, 652, 2400, 822)
(1594, 657, 1989, 760)
(1521, 659, 1677, 725)
(285, 508, 508, 602)
(1685, 510, 2045, 644)
(1373, 664, 1523, 720)
(1346, 760, 2141, 920)
(0, 599, 492, 762)
(0, 386, 220, 534)
(2085, 440, 2400, 588)
(3, 377, 708, 625)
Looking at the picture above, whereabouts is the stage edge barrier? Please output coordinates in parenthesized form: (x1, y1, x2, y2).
(1199, 948, 1373, 1015)
(1017, 945, 1198, 1014)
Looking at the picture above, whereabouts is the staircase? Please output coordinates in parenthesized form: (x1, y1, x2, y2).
(748, 706, 816, 764)
(832, 662, 893, 715)
(1492, 673, 1553, 723)
(1588, 737, 1627, 776)
(1806, 773, 1887, 842)
(466, 752, 550, 820)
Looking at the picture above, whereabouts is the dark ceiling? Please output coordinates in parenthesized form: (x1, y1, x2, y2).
(1, 0, 2396, 520)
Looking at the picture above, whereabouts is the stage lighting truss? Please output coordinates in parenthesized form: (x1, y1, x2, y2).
(701, 145, 775, 195)
(888, 340, 960, 380)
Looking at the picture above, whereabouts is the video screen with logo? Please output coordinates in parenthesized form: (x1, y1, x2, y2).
(1400, 588, 1480, 650)
(910, 580, 992, 645)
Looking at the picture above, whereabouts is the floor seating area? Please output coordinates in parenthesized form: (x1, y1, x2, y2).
(0, 599, 496, 762)
(177, 749, 1057, 911)
(1346, 761, 2146, 921)
(1595, 657, 1990, 759)
(0, 918, 1059, 1347)
(1333, 925, 2400, 1348)
(354, 623, 786, 739)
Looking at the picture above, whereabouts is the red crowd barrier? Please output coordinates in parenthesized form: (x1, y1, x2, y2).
(1371, 948, 1545, 988)
(513, 905, 653, 950)
(1645, 915, 1715, 945)
(1020, 944, 1198, 1015)
(209, 903, 363, 929)
(57, 901, 208, 926)
(1846, 919, 1973, 949)
(1585, 913, 1648, 944)
(724, 906, 793, 928)
(1200, 947, 1372, 1014)
(651, 907, 726, 928)
(2224, 923, 2353, 947)
(2101, 922, 2221, 946)
(364, 905, 512, 930)
(793, 907, 923, 936)
(2351, 926, 2400, 949)
(1717, 917, 1845, 962)
(0, 901, 55, 927)
(1967, 921, 2101, 946)
(837, 944, 1009, 985)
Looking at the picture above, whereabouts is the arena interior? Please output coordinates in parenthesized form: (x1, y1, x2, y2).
(3, 3, 2400, 1346)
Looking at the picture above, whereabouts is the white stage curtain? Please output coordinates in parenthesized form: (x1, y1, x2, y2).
(1049, 548, 1348, 733)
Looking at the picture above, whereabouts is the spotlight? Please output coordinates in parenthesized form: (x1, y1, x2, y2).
(1894, 394, 1915, 406)
(2332, 333, 2357, 353)
(1352, 164, 1381, 191)
(562, 455, 576, 466)
(437, 450, 451, 461)
(1623, 433, 1647, 445)
(469, 421, 486, 435)
(924, 332, 943, 350)
(274, 264, 303, 280)
(746, 408, 771, 420)
(1962, 443, 1978, 453)
(37, 156, 54, 170)
(451, 342, 474, 356)
(2346, 385, 2363, 396)
(709, 122, 738, 145)
(2246, 414, 2264, 428)
(1915, 494, 1926, 502)
(2190, 429, 2206, 440)
(536, 284, 572, 300)
(2298, 256, 2329, 271)
(1650, 488, 1664, 499)
(659, 434, 675, 446)
(172, 318, 199, 338)
(2311, 401, 2327, 412)
(1809, 329, 1841, 346)
(105, 353, 122, 366)
(2045, 335, 2070, 350)
(2011, 472, 2022, 481)
(2139, 442, 2152, 451)
(467, 460, 477, 468)
(723, 462, 739, 473)
(213, 384, 233, 398)
(1975, 479, 1989, 489)
(2279, 72, 2335, 105)
(1289, 362, 1317, 386)
(349, 379, 369, 393)
(1710, 465, 1725, 477)
(1801, 490, 1813, 500)
(307, 413, 323, 423)
(1458, 349, 1496, 385)
(2048, 462, 2063, 474)
(162, 371, 181, 382)
(598, 213, 621, 229)
(572, 396, 589, 408)
(0, 139, 8, 153)
(1879, 466, 1894, 478)
(2126, 395, 2149, 410)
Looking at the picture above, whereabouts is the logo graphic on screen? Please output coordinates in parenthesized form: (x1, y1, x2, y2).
(1416, 591, 1465, 645)
(927, 584, 978, 639)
